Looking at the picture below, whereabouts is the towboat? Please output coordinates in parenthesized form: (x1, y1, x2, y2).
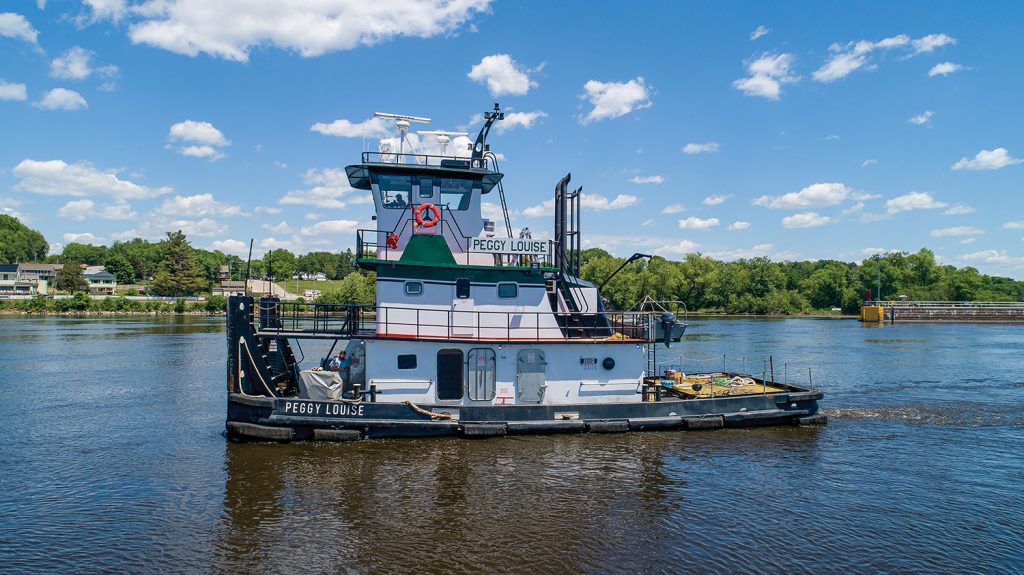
(225, 104, 825, 442)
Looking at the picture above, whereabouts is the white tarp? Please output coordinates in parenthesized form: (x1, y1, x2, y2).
(297, 370, 345, 400)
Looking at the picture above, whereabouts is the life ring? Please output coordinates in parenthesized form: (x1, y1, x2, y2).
(386, 233, 399, 249)
(414, 203, 441, 228)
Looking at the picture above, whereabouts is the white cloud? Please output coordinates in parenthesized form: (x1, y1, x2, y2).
(12, 159, 172, 200)
(179, 145, 224, 160)
(960, 237, 976, 245)
(1003, 221, 1024, 230)
(956, 250, 1024, 272)
(662, 203, 686, 214)
(782, 212, 831, 228)
(629, 175, 664, 185)
(34, 88, 88, 111)
(300, 218, 360, 236)
(57, 199, 136, 221)
(659, 239, 701, 254)
(50, 47, 93, 80)
(579, 77, 651, 124)
(931, 226, 984, 237)
(641, 219, 656, 227)
(907, 110, 934, 125)
(580, 193, 638, 210)
(168, 218, 228, 237)
(885, 191, 947, 214)
(862, 159, 878, 167)
(63, 232, 99, 243)
(262, 221, 292, 234)
(682, 142, 720, 154)
(0, 12, 39, 45)
(678, 217, 719, 231)
(0, 80, 27, 101)
(929, 61, 966, 77)
(310, 116, 391, 138)
(467, 54, 537, 96)
(702, 194, 731, 206)
(753, 182, 851, 209)
(211, 239, 249, 256)
(494, 110, 547, 134)
(101, 0, 489, 62)
(814, 33, 954, 83)
(943, 204, 975, 215)
(951, 148, 1023, 171)
(157, 193, 246, 217)
(254, 206, 281, 215)
(727, 220, 751, 230)
(750, 25, 771, 40)
(733, 53, 798, 100)
(168, 120, 229, 146)
(280, 168, 358, 209)
(705, 243, 775, 261)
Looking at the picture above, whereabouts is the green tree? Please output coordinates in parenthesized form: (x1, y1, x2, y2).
(151, 231, 208, 296)
(108, 238, 160, 281)
(0, 215, 48, 263)
(61, 242, 108, 266)
(104, 254, 136, 285)
(264, 248, 297, 281)
(54, 263, 89, 292)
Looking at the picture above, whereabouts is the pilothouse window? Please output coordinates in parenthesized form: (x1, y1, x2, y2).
(378, 174, 412, 209)
(439, 177, 474, 210)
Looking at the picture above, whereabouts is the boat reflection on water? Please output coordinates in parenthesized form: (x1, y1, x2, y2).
(215, 427, 823, 573)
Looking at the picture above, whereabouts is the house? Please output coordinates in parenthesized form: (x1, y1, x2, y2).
(0, 264, 45, 295)
(17, 263, 62, 283)
(212, 280, 246, 296)
(217, 265, 231, 282)
(83, 266, 117, 295)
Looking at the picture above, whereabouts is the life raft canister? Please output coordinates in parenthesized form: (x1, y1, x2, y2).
(414, 203, 441, 228)
(386, 233, 399, 249)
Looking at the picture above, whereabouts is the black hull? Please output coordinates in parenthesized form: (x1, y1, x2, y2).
(226, 391, 826, 442)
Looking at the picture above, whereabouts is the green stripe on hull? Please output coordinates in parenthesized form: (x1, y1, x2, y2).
(398, 234, 458, 266)
(376, 262, 549, 284)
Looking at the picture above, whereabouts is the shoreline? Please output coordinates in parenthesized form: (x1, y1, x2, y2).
(0, 309, 854, 319)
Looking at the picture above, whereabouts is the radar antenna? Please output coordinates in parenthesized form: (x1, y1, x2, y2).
(373, 112, 431, 159)
(417, 130, 469, 156)
(471, 103, 504, 164)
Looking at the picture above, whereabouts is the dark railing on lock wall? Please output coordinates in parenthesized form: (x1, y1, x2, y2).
(254, 300, 657, 343)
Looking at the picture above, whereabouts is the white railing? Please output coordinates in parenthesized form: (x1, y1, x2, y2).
(873, 300, 1024, 309)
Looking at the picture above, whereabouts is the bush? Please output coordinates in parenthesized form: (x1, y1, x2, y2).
(205, 295, 227, 313)
(174, 297, 187, 314)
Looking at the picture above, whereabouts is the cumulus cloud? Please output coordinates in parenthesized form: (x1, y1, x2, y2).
(885, 191, 947, 214)
(579, 77, 651, 124)
(629, 175, 664, 185)
(57, 199, 136, 221)
(310, 116, 391, 138)
(300, 218, 360, 236)
(943, 204, 975, 215)
(727, 221, 751, 230)
(262, 221, 292, 234)
(12, 159, 172, 200)
(157, 193, 246, 217)
(467, 54, 538, 96)
(931, 226, 984, 237)
(682, 142, 719, 154)
(754, 182, 851, 209)
(34, 88, 88, 110)
(862, 159, 878, 167)
(211, 239, 249, 256)
(0, 80, 27, 101)
(662, 203, 686, 214)
(50, 47, 117, 80)
(0, 12, 39, 45)
(523, 193, 637, 217)
(494, 110, 547, 134)
(703, 194, 731, 206)
(280, 168, 358, 209)
(733, 53, 798, 100)
(814, 33, 955, 83)
(90, 0, 490, 62)
(167, 120, 230, 159)
(659, 240, 701, 254)
(782, 212, 831, 228)
(1002, 221, 1024, 230)
(929, 61, 966, 77)
(750, 25, 771, 40)
(255, 206, 282, 215)
(705, 243, 775, 261)
(951, 148, 1023, 171)
(678, 217, 719, 231)
(907, 110, 934, 125)
(63, 232, 100, 244)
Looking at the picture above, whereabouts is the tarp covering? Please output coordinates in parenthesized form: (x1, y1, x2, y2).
(298, 370, 345, 400)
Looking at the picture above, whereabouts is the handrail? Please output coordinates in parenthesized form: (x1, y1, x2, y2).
(870, 300, 1024, 309)
(361, 151, 490, 170)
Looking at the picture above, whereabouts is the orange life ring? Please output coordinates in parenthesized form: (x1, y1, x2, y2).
(386, 233, 399, 249)
(414, 203, 441, 228)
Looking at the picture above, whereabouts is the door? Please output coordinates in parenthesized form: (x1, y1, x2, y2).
(516, 349, 547, 403)
(437, 348, 464, 400)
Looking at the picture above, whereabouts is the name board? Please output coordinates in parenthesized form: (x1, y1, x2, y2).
(279, 400, 365, 417)
(470, 237, 548, 255)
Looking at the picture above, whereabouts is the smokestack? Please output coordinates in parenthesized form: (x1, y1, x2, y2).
(554, 173, 571, 270)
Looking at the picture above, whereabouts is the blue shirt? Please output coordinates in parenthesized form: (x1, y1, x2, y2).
(329, 357, 351, 373)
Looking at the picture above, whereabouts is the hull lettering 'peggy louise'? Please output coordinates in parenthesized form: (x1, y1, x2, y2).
(225, 104, 826, 442)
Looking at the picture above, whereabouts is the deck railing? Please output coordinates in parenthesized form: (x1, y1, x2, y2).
(254, 299, 657, 343)
(361, 151, 489, 169)
(872, 300, 1024, 309)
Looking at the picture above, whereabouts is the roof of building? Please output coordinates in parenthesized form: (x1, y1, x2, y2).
(84, 265, 106, 275)
(86, 270, 116, 281)
(17, 263, 63, 271)
(0, 264, 19, 273)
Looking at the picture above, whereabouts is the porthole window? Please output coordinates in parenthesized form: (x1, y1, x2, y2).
(404, 281, 423, 296)
(497, 283, 518, 299)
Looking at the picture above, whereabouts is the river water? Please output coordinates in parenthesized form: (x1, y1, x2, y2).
(0, 316, 1021, 574)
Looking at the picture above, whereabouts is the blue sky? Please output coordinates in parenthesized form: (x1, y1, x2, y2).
(1, 1, 1023, 277)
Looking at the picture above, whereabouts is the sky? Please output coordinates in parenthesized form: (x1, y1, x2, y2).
(1, 0, 1023, 278)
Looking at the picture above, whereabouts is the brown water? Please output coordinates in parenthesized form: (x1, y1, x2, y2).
(0, 316, 1022, 574)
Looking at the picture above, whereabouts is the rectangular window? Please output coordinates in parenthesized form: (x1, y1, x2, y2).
(438, 177, 474, 210)
(397, 354, 417, 369)
(418, 177, 433, 199)
(437, 349, 464, 400)
(497, 283, 518, 299)
(467, 348, 496, 401)
(404, 281, 423, 296)
(378, 174, 412, 209)
(456, 278, 471, 299)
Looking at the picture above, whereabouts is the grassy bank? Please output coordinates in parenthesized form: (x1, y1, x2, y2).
(0, 294, 227, 315)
